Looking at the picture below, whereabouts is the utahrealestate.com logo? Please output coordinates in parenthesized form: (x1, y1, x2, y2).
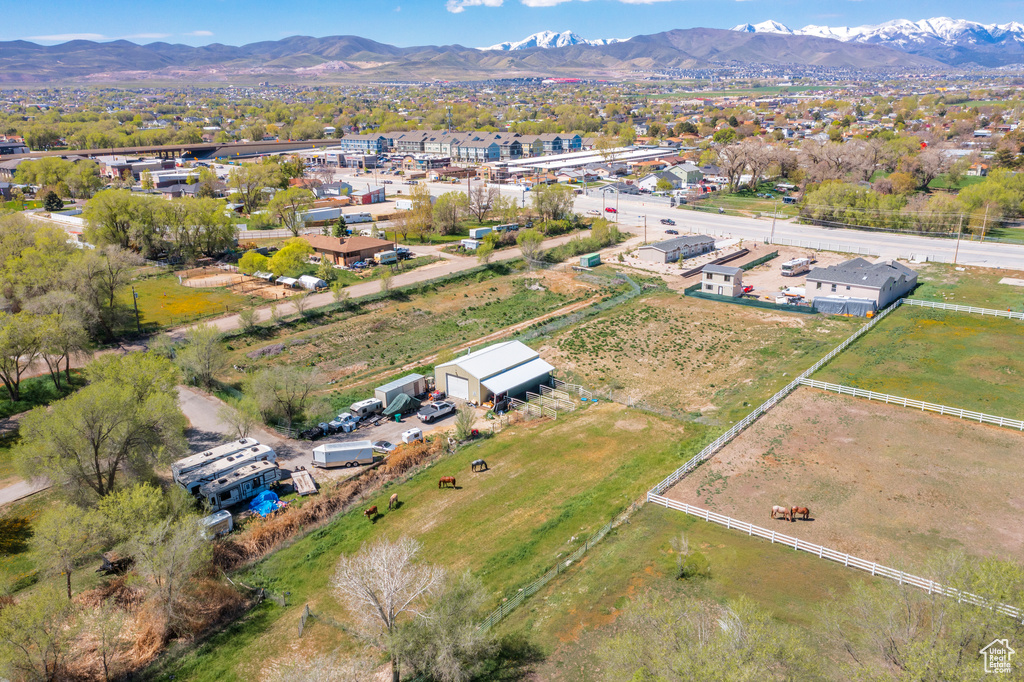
(981, 639, 1016, 674)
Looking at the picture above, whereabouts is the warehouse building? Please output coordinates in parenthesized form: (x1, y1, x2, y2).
(433, 341, 554, 405)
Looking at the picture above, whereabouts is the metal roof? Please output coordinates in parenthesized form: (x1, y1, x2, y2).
(481, 357, 555, 396)
(437, 341, 538, 381)
(376, 373, 425, 393)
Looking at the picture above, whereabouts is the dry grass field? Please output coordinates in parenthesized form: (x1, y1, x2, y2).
(665, 387, 1024, 568)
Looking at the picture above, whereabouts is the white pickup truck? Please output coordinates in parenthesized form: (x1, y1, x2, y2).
(417, 401, 455, 424)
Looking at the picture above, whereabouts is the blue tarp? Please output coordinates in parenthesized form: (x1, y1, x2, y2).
(249, 491, 280, 518)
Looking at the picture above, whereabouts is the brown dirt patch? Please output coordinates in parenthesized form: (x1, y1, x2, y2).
(185, 272, 245, 288)
(665, 387, 1024, 567)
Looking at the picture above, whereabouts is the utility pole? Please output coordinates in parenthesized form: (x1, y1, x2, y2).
(769, 199, 778, 245)
(131, 286, 141, 334)
(954, 213, 964, 265)
(643, 215, 647, 244)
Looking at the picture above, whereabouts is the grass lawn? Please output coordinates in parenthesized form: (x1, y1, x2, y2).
(927, 174, 986, 191)
(680, 185, 800, 220)
(0, 372, 84, 421)
(911, 262, 1024, 310)
(128, 273, 260, 331)
(814, 305, 1024, 419)
(498, 504, 865, 681)
(145, 404, 708, 681)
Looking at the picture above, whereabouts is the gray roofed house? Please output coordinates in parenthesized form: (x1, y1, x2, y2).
(701, 263, 744, 297)
(638, 235, 715, 264)
(806, 258, 917, 311)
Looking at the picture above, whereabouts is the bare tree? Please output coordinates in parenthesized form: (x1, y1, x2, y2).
(468, 184, 498, 223)
(128, 514, 211, 630)
(217, 398, 261, 439)
(332, 537, 444, 682)
(716, 143, 748, 192)
(246, 365, 322, 429)
(90, 601, 129, 682)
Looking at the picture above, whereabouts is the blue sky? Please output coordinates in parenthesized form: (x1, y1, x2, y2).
(5, 0, 1024, 48)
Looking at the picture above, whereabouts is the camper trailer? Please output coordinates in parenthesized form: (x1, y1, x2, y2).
(171, 438, 260, 480)
(350, 398, 383, 418)
(200, 510, 233, 539)
(199, 460, 282, 512)
(781, 258, 811, 277)
(176, 444, 277, 497)
(312, 441, 376, 469)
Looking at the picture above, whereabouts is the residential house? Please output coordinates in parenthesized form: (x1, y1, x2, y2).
(392, 131, 431, 154)
(806, 258, 918, 312)
(303, 235, 396, 266)
(515, 135, 544, 157)
(967, 162, 989, 177)
(666, 162, 704, 186)
(636, 171, 682, 192)
(637, 236, 715, 264)
(701, 265, 744, 297)
(603, 182, 640, 196)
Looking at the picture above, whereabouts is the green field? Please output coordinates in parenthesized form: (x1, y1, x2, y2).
(0, 372, 84, 421)
(498, 504, 865, 681)
(680, 185, 801, 220)
(128, 273, 259, 331)
(145, 404, 710, 681)
(926, 174, 987, 191)
(911, 262, 1024, 310)
(814, 306, 1024, 419)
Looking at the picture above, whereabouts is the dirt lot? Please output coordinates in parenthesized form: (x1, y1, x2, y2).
(738, 246, 852, 299)
(185, 272, 298, 300)
(665, 387, 1024, 567)
(539, 293, 858, 421)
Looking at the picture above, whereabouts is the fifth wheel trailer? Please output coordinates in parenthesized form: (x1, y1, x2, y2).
(312, 441, 376, 468)
(199, 460, 282, 512)
(176, 444, 277, 497)
(171, 438, 260, 480)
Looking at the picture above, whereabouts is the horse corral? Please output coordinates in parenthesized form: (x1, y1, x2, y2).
(183, 269, 298, 300)
(665, 387, 1024, 566)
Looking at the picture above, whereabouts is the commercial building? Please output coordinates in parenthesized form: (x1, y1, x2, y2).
(433, 341, 554, 405)
(637, 235, 716, 264)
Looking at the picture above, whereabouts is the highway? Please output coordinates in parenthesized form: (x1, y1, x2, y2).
(415, 179, 1024, 271)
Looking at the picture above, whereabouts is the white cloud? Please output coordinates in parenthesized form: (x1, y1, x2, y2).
(184, 30, 214, 37)
(394, 5, 401, 10)
(446, 0, 503, 13)
(25, 33, 107, 42)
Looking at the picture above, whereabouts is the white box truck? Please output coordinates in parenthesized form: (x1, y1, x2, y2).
(312, 441, 376, 468)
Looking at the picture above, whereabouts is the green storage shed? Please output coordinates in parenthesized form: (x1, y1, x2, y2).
(580, 253, 601, 268)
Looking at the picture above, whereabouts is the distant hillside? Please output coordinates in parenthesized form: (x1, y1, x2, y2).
(0, 28, 942, 83)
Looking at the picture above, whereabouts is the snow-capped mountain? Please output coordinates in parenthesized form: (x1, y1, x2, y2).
(731, 17, 1024, 66)
(479, 30, 627, 51)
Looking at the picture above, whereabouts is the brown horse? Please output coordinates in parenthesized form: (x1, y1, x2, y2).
(439, 476, 456, 489)
(770, 505, 790, 521)
(791, 506, 810, 521)
(364, 506, 378, 521)
(389, 493, 399, 510)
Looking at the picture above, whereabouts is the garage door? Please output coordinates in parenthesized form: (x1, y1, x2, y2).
(446, 374, 469, 400)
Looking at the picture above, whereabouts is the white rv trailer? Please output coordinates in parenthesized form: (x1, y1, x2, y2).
(780, 258, 811, 277)
(176, 444, 277, 496)
(312, 441, 376, 469)
(171, 438, 260, 480)
(199, 460, 282, 512)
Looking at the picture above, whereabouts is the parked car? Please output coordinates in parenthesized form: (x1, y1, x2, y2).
(418, 401, 455, 423)
(660, 218, 676, 225)
(372, 440, 398, 454)
(605, 207, 617, 213)
(743, 285, 755, 293)
(351, 261, 368, 269)
(587, 210, 600, 216)
(665, 229, 679, 235)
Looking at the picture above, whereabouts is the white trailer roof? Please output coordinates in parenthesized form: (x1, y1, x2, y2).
(481, 357, 554, 396)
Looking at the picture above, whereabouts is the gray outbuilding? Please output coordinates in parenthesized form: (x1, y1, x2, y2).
(374, 373, 427, 408)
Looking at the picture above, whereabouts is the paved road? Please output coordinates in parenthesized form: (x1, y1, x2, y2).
(0, 477, 50, 507)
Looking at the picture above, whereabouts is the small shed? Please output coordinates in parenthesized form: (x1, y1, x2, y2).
(580, 253, 601, 268)
(374, 373, 427, 408)
(297, 275, 327, 290)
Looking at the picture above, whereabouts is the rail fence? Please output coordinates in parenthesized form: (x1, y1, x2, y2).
(648, 298, 904, 497)
(647, 495, 1024, 622)
(479, 494, 646, 631)
(551, 378, 594, 401)
(903, 297, 1024, 321)
(799, 378, 1024, 431)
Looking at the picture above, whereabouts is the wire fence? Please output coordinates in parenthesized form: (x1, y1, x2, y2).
(798, 378, 1024, 431)
(647, 494, 1024, 623)
(515, 273, 643, 343)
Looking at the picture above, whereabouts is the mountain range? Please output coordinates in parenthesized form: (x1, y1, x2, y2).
(732, 17, 1024, 66)
(0, 26, 957, 84)
(479, 30, 625, 52)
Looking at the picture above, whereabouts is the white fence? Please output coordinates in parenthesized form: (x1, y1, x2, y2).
(647, 494, 1024, 622)
(236, 226, 321, 240)
(648, 298, 904, 497)
(799, 378, 1024, 431)
(903, 298, 1024, 321)
(551, 378, 593, 401)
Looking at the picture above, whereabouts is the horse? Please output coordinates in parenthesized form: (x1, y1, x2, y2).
(770, 505, 790, 521)
(791, 506, 810, 521)
(363, 506, 378, 521)
(471, 459, 487, 472)
(438, 476, 456, 489)
(388, 493, 399, 510)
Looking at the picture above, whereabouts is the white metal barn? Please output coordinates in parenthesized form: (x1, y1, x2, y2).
(433, 341, 554, 404)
